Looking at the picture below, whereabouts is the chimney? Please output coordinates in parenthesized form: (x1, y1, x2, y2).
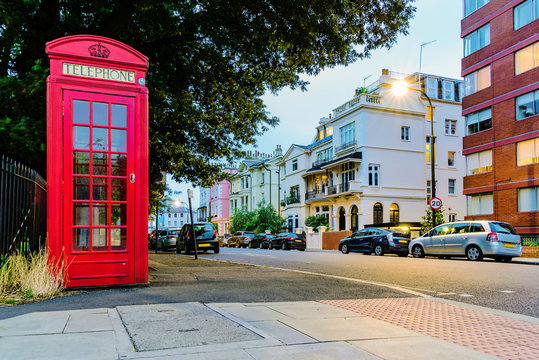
(274, 145, 283, 157)
(382, 68, 389, 75)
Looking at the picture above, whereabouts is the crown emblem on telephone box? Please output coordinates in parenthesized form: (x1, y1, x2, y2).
(88, 43, 110, 58)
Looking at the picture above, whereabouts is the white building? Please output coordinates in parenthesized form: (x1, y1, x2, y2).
(230, 147, 283, 214)
(197, 188, 209, 221)
(280, 69, 466, 238)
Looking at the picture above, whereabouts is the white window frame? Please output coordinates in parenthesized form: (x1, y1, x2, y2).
(466, 107, 492, 135)
(514, 0, 539, 30)
(518, 186, 539, 212)
(448, 179, 456, 195)
(515, 41, 539, 75)
(464, 65, 490, 96)
(448, 151, 456, 167)
(401, 126, 410, 141)
(516, 90, 539, 120)
(464, 0, 489, 17)
(517, 137, 539, 166)
(292, 159, 298, 171)
(426, 78, 438, 99)
(368, 164, 380, 186)
(466, 150, 493, 175)
(467, 193, 493, 215)
(443, 81, 454, 100)
(445, 119, 457, 135)
(464, 23, 490, 57)
(340, 122, 355, 146)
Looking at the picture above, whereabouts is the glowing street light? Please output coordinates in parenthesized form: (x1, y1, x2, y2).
(392, 80, 437, 229)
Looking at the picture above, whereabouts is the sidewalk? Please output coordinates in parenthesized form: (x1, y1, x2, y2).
(1, 297, 538, 360)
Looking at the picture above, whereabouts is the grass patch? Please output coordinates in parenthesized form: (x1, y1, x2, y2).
(0, 250, 66, 303)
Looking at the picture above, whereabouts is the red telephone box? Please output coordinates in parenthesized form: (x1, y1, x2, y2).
(46, 35, 149, 287)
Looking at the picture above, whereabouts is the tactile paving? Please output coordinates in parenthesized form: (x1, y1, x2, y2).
(321, 298, 539, 360)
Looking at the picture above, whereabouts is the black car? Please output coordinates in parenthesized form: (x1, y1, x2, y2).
(250, 233, 275, 249)
(176, 222, 219, 254)
(339, 228, 409, 256)
(270, 233, 306, 251)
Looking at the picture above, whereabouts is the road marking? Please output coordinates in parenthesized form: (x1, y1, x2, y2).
(500, 290, 515, 293)
(460, 294, 473, 297)
(208, 258, 428, 297)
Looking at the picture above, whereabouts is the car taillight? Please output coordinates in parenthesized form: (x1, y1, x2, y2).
(486, 232, 498, 241)
(214, 230, 217, 239)
(286, 237, 294, 240)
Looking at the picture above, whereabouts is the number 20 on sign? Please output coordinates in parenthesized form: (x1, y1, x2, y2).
(430, 197, 442, 210)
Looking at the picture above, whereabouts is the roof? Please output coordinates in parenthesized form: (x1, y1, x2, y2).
(307, 135, 332, 149)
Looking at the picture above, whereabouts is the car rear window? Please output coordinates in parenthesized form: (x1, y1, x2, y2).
(244, 232, 255, 238)
(388, 230, 409, 238)
(490, 222, 517, 235)
(194, 223, 214, 232)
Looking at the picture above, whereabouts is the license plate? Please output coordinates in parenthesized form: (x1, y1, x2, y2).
(295, 240, 302, 242)
(399, 240, 407, 243)
(198, 243, 210, 247)
(504, 243, 515, 248)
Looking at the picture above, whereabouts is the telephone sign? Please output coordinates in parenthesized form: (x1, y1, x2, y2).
(429, 197, 443, 210)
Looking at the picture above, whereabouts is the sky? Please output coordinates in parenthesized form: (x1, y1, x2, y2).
(169, 0, 464, 207)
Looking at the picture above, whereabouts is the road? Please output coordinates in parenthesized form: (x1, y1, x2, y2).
(213, 247, 539, 317)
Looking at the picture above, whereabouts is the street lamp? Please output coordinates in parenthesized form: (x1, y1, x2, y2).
(392, 80, 437, 229)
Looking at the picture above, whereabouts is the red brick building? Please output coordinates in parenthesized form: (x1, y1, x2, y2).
(461, 0, 539, 242)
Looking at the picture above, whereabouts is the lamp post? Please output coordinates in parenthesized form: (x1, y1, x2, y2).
(187, 189, 197, 260)
(392, 80, 436, 229)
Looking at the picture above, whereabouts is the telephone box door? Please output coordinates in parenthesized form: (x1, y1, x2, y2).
(64, 90, 135, 286)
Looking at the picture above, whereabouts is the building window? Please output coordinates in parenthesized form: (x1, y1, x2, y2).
(426, 78, 438, 99)
(426, 136, 436, 163)
(261, 172, 265, 184)
(464, 0, 489, 17)
(368, 164, 379, 186)
(514, 0, 539, 30)
(426, 105, 434, 120)
(464, 65, 490, 95)
(466, 107, 492, 135)
(373, 203, 383, 224)
(466, 149, 493, 175)
(518, 186, 539, 212)
(448, 179, 456, 195)
(401, 126, 410, 141)
(174, 220, 177, 226)
(181, 213, 184, 218)
(167, 221, 171, 226)
(448, 151, 456, 167)
(245, 177, 249, 188)
(340, 122, 355, 146)
(317, 148, 332, 163)
(443, 81, 454, 100)
(445, 119, 457, 135)
(426, 180, 438, 202)
(174, 213, 177, 218)
(168, 213, 171, 218)
(341, 163, 355, 185)
(516, 90, 539, 120)
(515, 41, 539, 75)
(292, 159, 298, 171)
(326, 126, 333, 137)
(464, 23, 490, 56)
(389, 203, 399, 224)
(467, 193, 493, 215)
(517, 138, 539, 166)
(449, 213, 456, 222)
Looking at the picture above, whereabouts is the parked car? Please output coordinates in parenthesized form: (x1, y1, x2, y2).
(148, 229, 167, 250)
(250, 233, 275, 249)
(409, 221, 521, 261)
(154, 228, 181, 251)
(176, 222, 219, 254)
(270, 233, 306, 251)
(219, 234, 231, 247)
(339, 228, 410, 256)
(227, 231, 256, 248)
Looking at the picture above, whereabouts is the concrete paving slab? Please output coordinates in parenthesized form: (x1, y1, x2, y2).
(0, 331, 117, 360)
(127, 349, 255, 360)
(245, 341, 382, 360)
(243, 301, 321, 307)
(216, 305, 289, 321)
(279, 317, 422, 341)
(64, 312, 113, 333)
(249, 320, 318, 344)
(349, 336, 500, 360)
(117, 303, 262, 351)
(0, 311, 69, 336)
(267, 302, 364, 319)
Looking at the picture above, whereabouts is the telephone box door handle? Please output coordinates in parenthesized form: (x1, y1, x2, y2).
(130, 173, 135, 183)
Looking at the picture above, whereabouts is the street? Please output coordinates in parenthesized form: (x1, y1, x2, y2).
(213, 247, 539, 317)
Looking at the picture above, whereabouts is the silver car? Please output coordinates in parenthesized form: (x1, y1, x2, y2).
(409, 221, 522, 262)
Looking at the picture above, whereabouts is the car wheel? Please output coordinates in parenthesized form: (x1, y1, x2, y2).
(466, 245, 483, 261)
(214, 246, 220, 254)
(281, 242, 288, 250)
(412, 245, 425, 258)
(341, 243, 350, 254)
(374, 244, 384, 256)
(259, 243, 264, 249)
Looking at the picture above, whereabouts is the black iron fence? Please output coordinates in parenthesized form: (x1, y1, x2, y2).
(1, 155, 47, 259)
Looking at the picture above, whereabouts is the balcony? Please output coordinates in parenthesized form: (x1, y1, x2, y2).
(327, 181, 362, 197)
(335, 140, 357, 154)
(332, 93, 382, 118)
(311, 158, 332, 168)
(305, 190, 326, 202)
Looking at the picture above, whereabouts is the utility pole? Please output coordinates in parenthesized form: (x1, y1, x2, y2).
(188, 189, 197, 260)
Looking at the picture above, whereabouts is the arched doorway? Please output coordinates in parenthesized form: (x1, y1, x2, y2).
(338, 207, 346, 231)
(390, 203, 399, 224)
(373, 203, 383, 224)
(351, 205, 358, 232)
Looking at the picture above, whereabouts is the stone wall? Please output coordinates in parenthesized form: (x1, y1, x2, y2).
(522, 246, 539, 258)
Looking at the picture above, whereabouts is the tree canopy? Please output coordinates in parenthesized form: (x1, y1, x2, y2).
(0, 0, 415, 187)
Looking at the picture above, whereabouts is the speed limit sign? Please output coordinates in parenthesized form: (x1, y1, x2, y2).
(429, 197, 442, 210)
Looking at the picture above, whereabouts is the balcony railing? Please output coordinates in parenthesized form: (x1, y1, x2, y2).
(327, 182, 350, 195)
(333, 93, 383, 118)
(335, 140, 357, 154)
(311, 158, 332, 168)
(305, 190, 326, 201)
